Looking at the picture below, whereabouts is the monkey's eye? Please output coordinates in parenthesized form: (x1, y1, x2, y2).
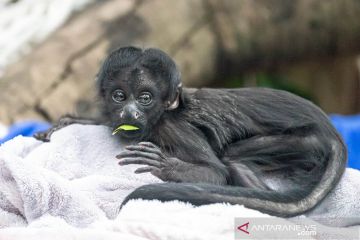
(112, 89, 126, 103)
(138, 93, 152, 105)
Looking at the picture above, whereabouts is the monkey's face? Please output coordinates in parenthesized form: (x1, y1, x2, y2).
(102, 67, 169, 141)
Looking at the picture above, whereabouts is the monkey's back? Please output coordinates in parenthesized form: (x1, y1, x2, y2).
(183, 87, 343, 153)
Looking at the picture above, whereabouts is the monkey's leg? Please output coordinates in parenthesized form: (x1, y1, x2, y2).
(223, 134, 326, 192)
(34, 115, 100, 142)
(123, 133, 345, 217)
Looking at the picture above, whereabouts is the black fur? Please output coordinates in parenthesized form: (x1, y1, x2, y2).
(98, 47, 347, 217)
(38, 46, 347, 217)
(123, 88, 346, 216)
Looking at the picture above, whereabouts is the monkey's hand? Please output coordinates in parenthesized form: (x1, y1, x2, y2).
(34, 115, 76, 142)
(34, 115, 99, 142)
(116, 142, 187, 182)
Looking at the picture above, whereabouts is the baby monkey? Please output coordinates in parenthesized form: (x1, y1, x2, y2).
(36, 46, 347, 217)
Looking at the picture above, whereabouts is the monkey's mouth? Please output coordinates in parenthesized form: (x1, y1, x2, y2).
(112, 124, 140, 135)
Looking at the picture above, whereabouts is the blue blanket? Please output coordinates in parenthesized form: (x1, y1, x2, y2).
(0, 121, 50, 144)
(330, 114, 360, 169)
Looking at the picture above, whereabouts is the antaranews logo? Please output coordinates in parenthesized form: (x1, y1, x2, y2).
(235, 218, 318, 240)
(237, 222, 250, 235)
(234, 217, 360, 240)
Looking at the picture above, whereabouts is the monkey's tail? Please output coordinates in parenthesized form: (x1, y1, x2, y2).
(122, 140, 346, 217)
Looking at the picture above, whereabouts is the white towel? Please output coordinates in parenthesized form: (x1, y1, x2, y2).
(0, 124, 358, 240)
(0, 124, 161, 227)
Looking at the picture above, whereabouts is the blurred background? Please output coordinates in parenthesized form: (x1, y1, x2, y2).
(0, 0, 359, 167)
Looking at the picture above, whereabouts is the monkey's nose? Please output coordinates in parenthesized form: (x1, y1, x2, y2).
(122, 104, 141, 120)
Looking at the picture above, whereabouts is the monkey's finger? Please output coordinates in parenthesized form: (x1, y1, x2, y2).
(34, 131, 52, 142)
(34, 132, 49, 142)
(138, 142, 159, 148)
(118, 157, 162, 167)
(125, 145, 163, 156)
(134, 166, 158, 174)
(116, 150, 159, 160)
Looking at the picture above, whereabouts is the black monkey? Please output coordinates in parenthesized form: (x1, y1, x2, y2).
(37, 46, 347, 217)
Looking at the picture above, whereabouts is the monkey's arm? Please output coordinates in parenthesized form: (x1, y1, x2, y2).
(116, 142, 228, 185)
(34, 115, 101, 142)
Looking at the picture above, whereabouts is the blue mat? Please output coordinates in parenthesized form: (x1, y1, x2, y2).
(0, 121, 51, 145)
(0, 117, 359, 169)
(330, 114, 360, 170)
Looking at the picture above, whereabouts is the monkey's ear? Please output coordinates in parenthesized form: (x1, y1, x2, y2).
(166, 83, 182, 110)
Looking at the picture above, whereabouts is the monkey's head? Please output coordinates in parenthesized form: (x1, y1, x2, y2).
(97, 46, 182, 141)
